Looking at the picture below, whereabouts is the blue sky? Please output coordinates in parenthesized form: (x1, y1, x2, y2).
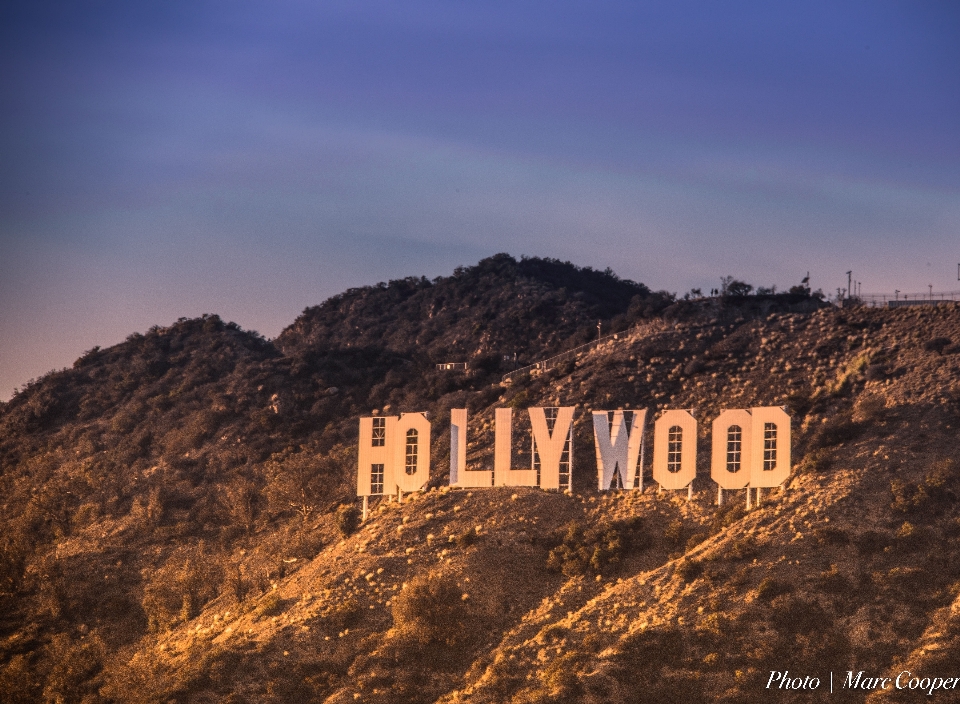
(2, 1, 959, 399)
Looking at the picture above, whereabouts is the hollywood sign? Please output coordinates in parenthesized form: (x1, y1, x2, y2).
(357, 406, 790, 506)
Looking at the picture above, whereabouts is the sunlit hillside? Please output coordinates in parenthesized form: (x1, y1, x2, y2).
(2, 255, 959, 703)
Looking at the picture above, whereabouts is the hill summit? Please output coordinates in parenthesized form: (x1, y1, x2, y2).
(2, 255, 959, 703)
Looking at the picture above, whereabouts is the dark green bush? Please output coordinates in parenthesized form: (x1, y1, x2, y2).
(141, 543, 224, 632)
(923, 337, 952, 353)
(756, 577, 792, 601)
(813, 526, 849, 546)
(855, 530, 889, 555)
(546, 518, 643, 577)
(455, 526, 477, 548)
(814, 566, 853, 595)
(677, 559, 703, 582)
(254, 591, 284, 619)
(391, 573, 471, 648)
(728, 535, 758, 560)
(335, 504, 361, 537)
(812, 414, 861, 448)
(769, 596, 830, 636)
(663, 519, 685, 547)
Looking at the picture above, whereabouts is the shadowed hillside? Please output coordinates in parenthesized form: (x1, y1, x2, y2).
(276, 253, 671, 368)
(2, 255, 959, 703)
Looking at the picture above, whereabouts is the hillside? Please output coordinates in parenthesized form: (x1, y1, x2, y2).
(276, 253, 668, 367)
(2, 255, 959, 703)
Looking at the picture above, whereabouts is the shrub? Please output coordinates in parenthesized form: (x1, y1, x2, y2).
(812, 526, 849, 546)
(539, 652, 586, 700)
(709, 503, 746, 533)
(328, 597, 362, 630)
(455, 526, 477, 548)
(855, 530, 889, 555)
(783, 392, 813, 418)
(41, 632, 107, 704)
(924, 459, 957, 503)
(852, 394, 886, 423)
(813, 566, 853, 596)
(392, 573, 471, 648)
(770, 596, 830, 636)
(546, 518, 642, 577)
(0, 654, 40, 703)
(728, 536, 758, 560)
(141, 543, 224, 632)
(663, 519, 685, 547)
(796, 448, 831, 474)
(677, 559, 703, 582)
(335, 504, 361, 537)
(618, 625, 685, 674)
(508, 390, 531, 409)
(684, 532, 709, 552)
(254, 591, 284, 619)
(756, 577, 791, 601)
(812, 413, 861, 448)
(264, 449, 332, 522)
(923, 337, 952, 354)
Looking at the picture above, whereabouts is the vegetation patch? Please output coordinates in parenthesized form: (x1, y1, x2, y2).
(546, 518, 646, 577)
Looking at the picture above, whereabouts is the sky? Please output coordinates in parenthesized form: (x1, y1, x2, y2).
(1, 0, 959, 400)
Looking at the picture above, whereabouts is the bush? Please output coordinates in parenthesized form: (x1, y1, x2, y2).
(923, 337, 952, 354)
(855, 530, 889, 555)
(756, 577, 792, 601)
(784, 392, 813, 418)
(507, 390, 531, 409)
(618, 625, 685, 674)
(797, 448, 831, 474)
(677, 559, 703, 582)
(335, 504, 361, 537)
(41, 632, 107, 704)
(728, 536, 757, 560)
(891, 462, 957, 515)
(852, 394, 886, 423)
(770, 596, 830, 636)
(814, 567, 853, 596)
(327, 596, 362, 631)
(264, 448, 332, 522)
(537, 652, 587, 700)
(813, 526, 849, 546)
(141, 543, 224, 632)
(392, 573, 472, 648)
(811, 414, 861, 448)
(546, 518, 643, 577)
(663, 519, 685, 547)
(254, 591, 284, 619)
(455, 526, 477, 548)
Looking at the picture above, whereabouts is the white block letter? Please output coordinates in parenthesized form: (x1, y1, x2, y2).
(395, 412, 431, 493)
(493, 408, 538, 487)
(593, 410, 646, 491)
(357, 416, 398, 496)
(530, 407, 575, 490)
(711, 409, 752, 490)
(653, 410, 697, 490)
(750, 406, 791, 488)
(450, 409, 492, 487)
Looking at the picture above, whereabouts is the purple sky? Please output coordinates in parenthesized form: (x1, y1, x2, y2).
(2, 0, 959, 400)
